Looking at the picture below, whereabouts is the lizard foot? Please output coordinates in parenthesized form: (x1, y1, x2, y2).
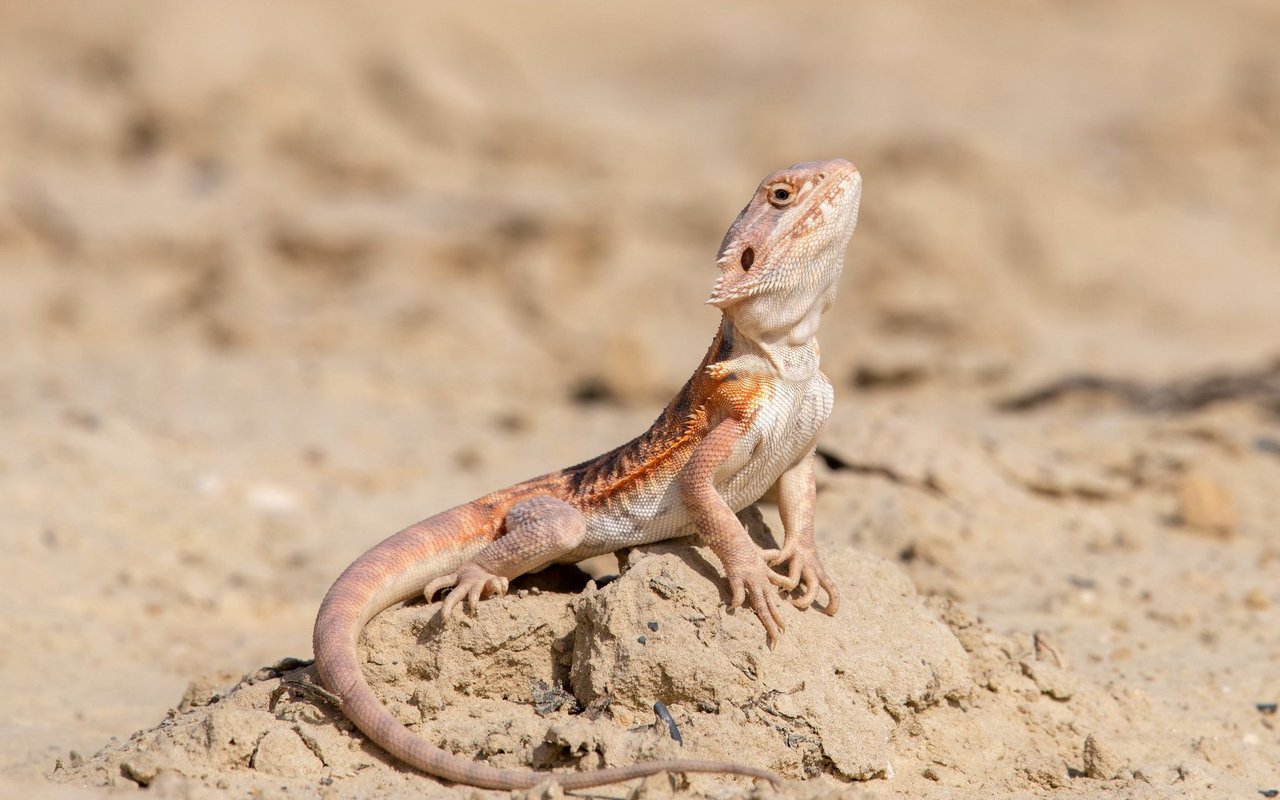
(424, 564, 510, 617)
(762, 544, 840, 615)
(704, 362, 733, 381)
(705, 354, 766, 381)
(724, 555, 793, 647)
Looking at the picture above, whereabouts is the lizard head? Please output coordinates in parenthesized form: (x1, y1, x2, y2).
(707, 159, 861, 341)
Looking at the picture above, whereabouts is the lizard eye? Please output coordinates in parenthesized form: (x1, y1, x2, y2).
(767, 182, 796, 208)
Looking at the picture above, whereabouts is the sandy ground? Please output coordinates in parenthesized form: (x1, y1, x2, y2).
(2, 2, 1278, 798)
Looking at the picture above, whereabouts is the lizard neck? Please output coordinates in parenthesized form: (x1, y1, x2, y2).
(713, 249, 839, 384)
(717, 314, 822, 383)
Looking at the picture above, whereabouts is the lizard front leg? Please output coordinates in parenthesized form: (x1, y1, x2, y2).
(425, 495, 586, 617)
(761, 447, 840, 615)
(680, 418, 792, 645)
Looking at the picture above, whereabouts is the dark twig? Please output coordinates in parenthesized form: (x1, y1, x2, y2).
(653, 702, 683, 745)
(996, 364, 1280, 414)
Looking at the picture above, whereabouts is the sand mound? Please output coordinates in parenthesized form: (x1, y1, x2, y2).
(57, 530, 1197, 799)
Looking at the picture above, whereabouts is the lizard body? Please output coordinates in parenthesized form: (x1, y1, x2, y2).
(313, 159, 862, 789)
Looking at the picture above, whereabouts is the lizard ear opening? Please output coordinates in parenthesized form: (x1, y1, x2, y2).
(740, 246, 755, 271)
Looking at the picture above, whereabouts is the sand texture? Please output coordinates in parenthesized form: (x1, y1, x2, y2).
(1, 2, 1278, 798)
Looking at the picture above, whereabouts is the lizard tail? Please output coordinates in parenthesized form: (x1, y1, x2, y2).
(311, 504, 783, 790)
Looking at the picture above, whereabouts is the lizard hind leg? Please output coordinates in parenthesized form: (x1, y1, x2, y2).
(424, 495, 588, 618)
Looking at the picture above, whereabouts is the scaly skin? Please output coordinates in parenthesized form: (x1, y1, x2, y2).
(313, 159, 862, 790)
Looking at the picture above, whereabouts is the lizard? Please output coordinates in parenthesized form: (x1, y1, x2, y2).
(312, 158, 862, 790)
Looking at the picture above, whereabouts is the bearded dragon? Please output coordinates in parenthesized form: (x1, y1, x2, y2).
(313, 159, 862, 789)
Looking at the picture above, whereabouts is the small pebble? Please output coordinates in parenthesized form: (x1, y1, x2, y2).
(1254, 436, 1280, 457)
(1021, 659, 1075, 700)
(1176, 472, 1236, 539)
(1082, 733, 1121, 779)
(637, 635, 647, 644)
(1244, 588, 1271, 611)
(647, 621, 659, 632)
(121, 757, 159, 786)
(250, 727, 321, 777)
(1256, 703, 1278, 715)
(247, 484, 300, 514)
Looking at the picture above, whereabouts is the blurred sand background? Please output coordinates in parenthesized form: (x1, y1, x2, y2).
(1, 1, 1278, 797)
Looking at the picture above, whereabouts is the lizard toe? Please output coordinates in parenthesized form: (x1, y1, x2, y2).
(760, 547, 804, 590)
(766, 568, 794, 591)
(790, 566, 821, 609)
(440, 589, 464, 618)
(783, 558, 804, 591)
(761, 542, 797, 567)
(465, 581, 486, 613)
(743, 576, 786, 645)
(819, 575, 841, 616)
(424, 572, 460, 603)
(754, 595, 785, 647)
